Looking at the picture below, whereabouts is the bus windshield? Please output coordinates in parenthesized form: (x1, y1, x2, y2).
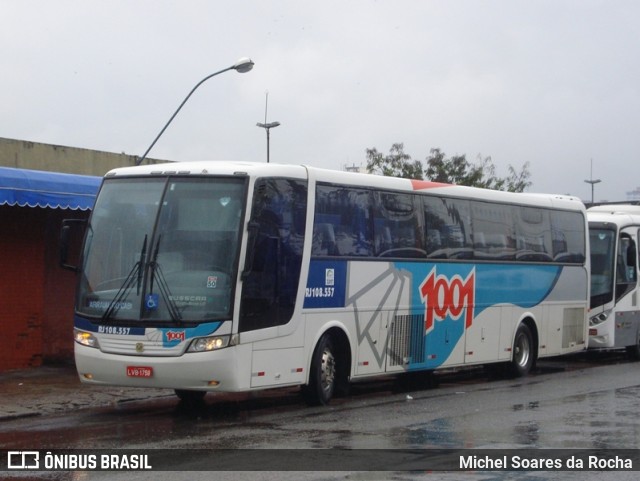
(589, 227, 616, 309)
(77, 176, 246, 324)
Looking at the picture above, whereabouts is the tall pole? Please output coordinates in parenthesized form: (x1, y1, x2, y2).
(256, 91, 280, 163)
(584, 158, 601, 204)
(266, 127, 271, 164)
(135, 57, 254, 166)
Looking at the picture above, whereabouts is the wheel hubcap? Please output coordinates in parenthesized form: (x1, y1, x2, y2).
(320, 348, 336, 394)
(515, 334, 530, 367)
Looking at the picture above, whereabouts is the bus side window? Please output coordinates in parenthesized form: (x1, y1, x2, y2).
(374, 192, 425, 258)
(471, 202, 515, 260)
(423, 196, 473, 259)
(550, 211, 586, 264)
(313, 184, 373, 257)
(240, 178, 307, 332)
(618, 236, 637, 282)
(514, 206, 553, 262)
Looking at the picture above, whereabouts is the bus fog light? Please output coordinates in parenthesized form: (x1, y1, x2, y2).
(188, 335, 230, 352)
(74, 329, 100, 348)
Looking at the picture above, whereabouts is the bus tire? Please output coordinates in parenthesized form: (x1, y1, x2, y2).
(175, 389, 206, 403)
(626, 333, 640, 361)
(302, 334, 336, 406)
(510, 323, 534, 377)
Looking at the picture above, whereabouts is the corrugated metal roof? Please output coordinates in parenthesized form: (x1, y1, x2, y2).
(0, 166, 101, 210)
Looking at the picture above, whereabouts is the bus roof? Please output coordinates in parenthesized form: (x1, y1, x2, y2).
(105, 161, 585, 212)
(588, 204, 640, 215)
(587, 207, 640, 228)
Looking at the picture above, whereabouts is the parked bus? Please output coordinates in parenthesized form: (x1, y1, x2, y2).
(587, 204, 640, 358)
(65, 162, 589, 405)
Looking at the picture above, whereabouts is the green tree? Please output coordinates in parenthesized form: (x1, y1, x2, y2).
(365, 143, 424, 180)
(365, 144, 531, 193)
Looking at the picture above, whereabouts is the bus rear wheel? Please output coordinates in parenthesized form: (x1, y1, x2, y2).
(302, 334, 336, 406)
(510, 324, 534, 377)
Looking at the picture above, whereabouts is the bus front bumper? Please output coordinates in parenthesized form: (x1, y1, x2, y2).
(588, 330, 612, 349)
(74, 343, 249, 392)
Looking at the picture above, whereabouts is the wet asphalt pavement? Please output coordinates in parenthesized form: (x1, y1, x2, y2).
(0, 363, 173, 421)
(2, 353, 640, 480)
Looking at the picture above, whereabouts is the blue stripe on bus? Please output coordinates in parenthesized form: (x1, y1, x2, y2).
(74, 316, 145, 335)
(304, 260, 563, 369)
(303, 260, 347, 308)
(303, 260, 562, 311)
(74, 316, 223, 346)
(396, 262, 562, 317)
(397, 262, 562, 369)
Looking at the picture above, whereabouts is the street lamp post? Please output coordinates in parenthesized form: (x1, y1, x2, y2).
(584, 158, 601, 204)
(256, 121, 280, 163)
(135, 57, 254, 166)
(256, 91, 280, 163)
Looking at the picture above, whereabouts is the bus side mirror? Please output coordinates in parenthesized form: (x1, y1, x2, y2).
(60, 219, 87, 272)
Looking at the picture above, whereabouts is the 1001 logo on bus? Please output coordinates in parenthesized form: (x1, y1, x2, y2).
(419, 267, 476, 334)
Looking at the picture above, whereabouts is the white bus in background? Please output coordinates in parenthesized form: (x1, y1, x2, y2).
(587, 204, 640, 358)
(64, 162, 589, 405)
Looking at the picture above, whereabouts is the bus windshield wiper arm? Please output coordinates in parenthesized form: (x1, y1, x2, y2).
(101, 235, 147, 323)
(137, 235, 148, 295)
(148, 236, 183, 324)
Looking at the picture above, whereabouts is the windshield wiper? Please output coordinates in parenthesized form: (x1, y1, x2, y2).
(101, 235, 147, 323)
(148, 236, 183, 324)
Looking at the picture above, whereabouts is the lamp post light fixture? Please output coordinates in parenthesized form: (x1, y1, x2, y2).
(584, 158, 601, 204)
(256, 91, 280, 163)
(256, 120, 280, 163)
(135, 57, 254, 166)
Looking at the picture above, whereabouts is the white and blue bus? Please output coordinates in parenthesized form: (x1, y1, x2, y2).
(66, 162, 589, 405)
(587, 204, 640, 357)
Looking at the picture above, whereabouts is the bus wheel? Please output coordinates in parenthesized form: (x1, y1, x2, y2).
(302, 334, 336, 406)
(626, 334, 640, 361)
(510, 324, 534, 377)
(175, 389, 206, 403)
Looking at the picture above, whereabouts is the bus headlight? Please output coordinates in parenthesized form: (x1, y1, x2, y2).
(74, 329, 100, 348)
(589, 310, 611, 326)
(188, 335, 231, 352)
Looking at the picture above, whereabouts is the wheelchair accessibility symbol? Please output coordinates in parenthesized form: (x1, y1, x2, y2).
(145, 294, 159, 311)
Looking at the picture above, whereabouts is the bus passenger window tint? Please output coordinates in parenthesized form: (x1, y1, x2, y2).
(240, 178, 308, 332)
(423, 196, 473, 259)
(373, 192, 425, 258)
(471, 202, 515, 260)
(313, 185, 373, 257)
(550, 211, 586, 264)
(514, 206, 553, 262)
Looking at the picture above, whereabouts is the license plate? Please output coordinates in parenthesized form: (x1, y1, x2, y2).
(126, 366, 153, 378)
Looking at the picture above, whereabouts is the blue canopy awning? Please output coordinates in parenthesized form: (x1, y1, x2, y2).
(0, 166, 101, 210)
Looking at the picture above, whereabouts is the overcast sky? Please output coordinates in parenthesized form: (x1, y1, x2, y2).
(2, 0, 639, 202)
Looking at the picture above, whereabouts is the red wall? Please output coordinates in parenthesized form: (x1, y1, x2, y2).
(0, 205, 87, 371)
